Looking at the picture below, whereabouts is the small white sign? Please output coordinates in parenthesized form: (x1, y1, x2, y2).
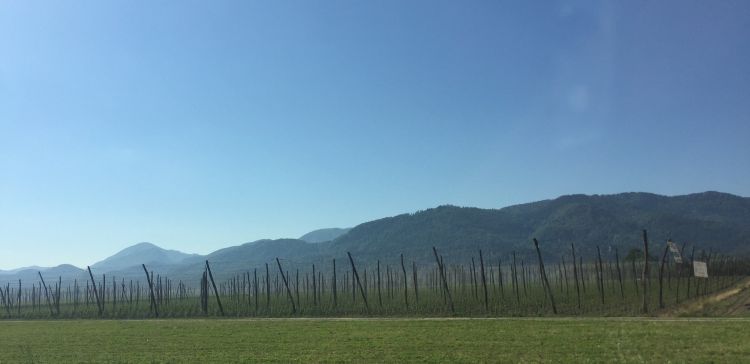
(693, 261, 708, 278)
(667, 241, 683, 264)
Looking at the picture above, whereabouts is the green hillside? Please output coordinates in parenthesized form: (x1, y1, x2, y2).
(327, 191, 750, 264)
(169, 191, 750, 281)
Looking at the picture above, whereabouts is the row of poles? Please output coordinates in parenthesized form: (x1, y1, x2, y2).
(0, 231, 746, 318)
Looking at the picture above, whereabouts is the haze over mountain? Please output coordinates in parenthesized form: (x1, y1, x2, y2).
(0, 266, 48, 275)
(1, 191, 747, 284)
(299, 228, 351, 243)
(10, 264, 85, 284)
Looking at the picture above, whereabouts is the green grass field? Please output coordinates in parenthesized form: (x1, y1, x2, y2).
(1, 318, 748, 363)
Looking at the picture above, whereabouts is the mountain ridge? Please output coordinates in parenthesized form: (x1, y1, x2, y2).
(1, 191, 748, 284)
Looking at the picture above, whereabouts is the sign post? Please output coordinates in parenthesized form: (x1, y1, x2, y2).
(693, 261, 708, 278)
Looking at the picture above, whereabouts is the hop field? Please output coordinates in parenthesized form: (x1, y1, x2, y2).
(2, 236, 748, 319)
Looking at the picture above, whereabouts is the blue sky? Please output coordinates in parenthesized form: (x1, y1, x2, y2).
(1, 1, 748, 269)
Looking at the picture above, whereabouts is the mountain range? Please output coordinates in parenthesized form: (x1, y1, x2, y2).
(2, 191, 748, 285)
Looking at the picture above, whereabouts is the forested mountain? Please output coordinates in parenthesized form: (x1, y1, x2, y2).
(326, 191, 750, 265)
(174, 191, 750, 281)
(1, 191, 748, 284)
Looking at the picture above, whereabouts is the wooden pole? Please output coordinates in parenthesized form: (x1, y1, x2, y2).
(142, 264, 159, 317)
(86, 267, 103, 316)
(631, 258, 639, 294)
(596, 246, 605, 305)
(254, 268, 259, 313)
(412, 261, 419, 304)
(347, 252, 369, 312)
(400, 254, 409, 309)
(687, 246, 695, 298)
(641, 230, 650, 314)
(659, 243, 669, 308)
(512, 252, 520, 304)
(37, 272, 54, 316)
(0, 283, 9, 317)
(520, 260, 528, 297)
(471, 257, 478, 300)
(432, 247, 454, 313)
(205, 261, 225, 316)
(561, 256, 569, 297)
(275, 258, 296, 313)
(479, 249, 489, 312)
(498, 259, 504, 298)
(675, 242, 685, 302)
(56, 276, 61, 315)
(332, 259, 337, 307)
(265, 263, 270, 308)
(377, 260, 382, 307)
(615, 247, 624, 299)
(312, 264, 317, 306)
(201, 270, 208, 314)
(580, 256, 587, 294)
(533, 239, 557, 314)
(571, 244, 581, 310)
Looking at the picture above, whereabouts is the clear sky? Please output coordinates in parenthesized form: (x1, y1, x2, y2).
(1, 1, 748, 269)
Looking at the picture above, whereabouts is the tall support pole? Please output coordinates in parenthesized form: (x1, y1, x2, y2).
(533, 239, 557, 314)
(86, 267, 103, 316)
(641, 230, 650, 314)
(432, 247, 454, 313)
(265, 263, 270, 308)
(571, 244, 581, 310)
(142, 264, 159, 317)
(659, 242, 669, 308)
(400, 254, 409, 309)
(412, 261, 419, 304)
(377, 260, 382, 307)
(596, 246, 605, 305)
(615, 247, 624, 299)
(332, 259, 337, 307)
(38, 272, 55, 316)
(205, 261, 225, 316)
(275, 258, 297, 313)
(347, 252, 369, 312)
(479, 249, 489, 312)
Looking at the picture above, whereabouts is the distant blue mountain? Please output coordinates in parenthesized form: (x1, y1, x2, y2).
(91, 242, 198, 272)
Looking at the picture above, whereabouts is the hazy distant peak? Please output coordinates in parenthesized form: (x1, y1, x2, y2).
(55, 264, 80, 270)
(122, 242, 162, 251)
(91, 242, 197, 271)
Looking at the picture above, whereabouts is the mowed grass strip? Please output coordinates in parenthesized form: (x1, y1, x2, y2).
(0, 318, 748, 363)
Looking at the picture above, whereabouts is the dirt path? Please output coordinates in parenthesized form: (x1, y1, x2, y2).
(724, 279, 750, 315)
(663, 277, 750, 317)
